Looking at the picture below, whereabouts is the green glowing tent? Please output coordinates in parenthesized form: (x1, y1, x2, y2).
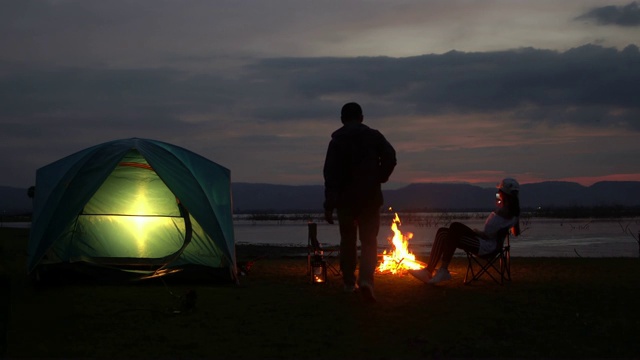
(28, 138, 237, 282)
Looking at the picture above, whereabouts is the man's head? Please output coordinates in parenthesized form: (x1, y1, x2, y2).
(341, 102, 363, 124)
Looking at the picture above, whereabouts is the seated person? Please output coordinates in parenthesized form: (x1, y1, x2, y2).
(410, 178, 521, 284)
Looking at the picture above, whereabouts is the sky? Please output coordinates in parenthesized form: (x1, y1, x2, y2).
(1, 0, 639, 189)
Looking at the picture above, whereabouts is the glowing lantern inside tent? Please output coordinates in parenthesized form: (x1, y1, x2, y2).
(377, 213, 425, 274)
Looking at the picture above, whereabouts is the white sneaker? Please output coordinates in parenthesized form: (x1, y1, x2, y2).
(408, 268, 433, 284)
(428, 268, 452, 284)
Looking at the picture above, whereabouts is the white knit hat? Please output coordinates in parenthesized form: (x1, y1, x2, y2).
(497, 178, 520, 195)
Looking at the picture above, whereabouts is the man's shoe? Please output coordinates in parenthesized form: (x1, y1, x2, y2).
(358, 283, 377, 303)
(408, 268, 433, 284)
(343, 284, 357, 293)
(428, 268, 452, 284)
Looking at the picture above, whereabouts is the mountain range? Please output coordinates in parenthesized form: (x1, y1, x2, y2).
(230, 181, 640, 213)
(4, 181, 639, 215)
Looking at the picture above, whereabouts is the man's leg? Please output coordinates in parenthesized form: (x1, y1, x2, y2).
(337, 207, 357, 287)
(356, 206, 380, 288)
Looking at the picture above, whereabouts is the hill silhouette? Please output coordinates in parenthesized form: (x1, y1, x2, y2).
(230, 181, 640, 213)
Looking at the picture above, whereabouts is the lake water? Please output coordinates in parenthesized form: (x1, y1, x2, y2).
(5, 214, 640, 258)
(234, 214, 640, 258)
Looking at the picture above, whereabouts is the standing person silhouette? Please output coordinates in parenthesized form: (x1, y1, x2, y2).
(323, 102, 397, 302)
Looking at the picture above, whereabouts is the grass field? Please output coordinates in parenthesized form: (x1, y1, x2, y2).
(2, 227, 640, 359)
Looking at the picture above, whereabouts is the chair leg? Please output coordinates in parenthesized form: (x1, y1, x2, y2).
(324, 252, 340, 276)
(323, 247, 341, 276)
(326, 262, 341, 276)
(464, 253, 476, 284)
(465, 251, 508, 285)
(505, 248, 511, 281)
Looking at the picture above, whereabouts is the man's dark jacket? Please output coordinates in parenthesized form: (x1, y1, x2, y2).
(323, 122, 397, 211)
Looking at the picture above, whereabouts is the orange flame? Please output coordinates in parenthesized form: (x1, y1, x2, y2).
(377, 213, 425, 274)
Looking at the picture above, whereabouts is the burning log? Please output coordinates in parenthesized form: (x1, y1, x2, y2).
(377, 213, 425, 274)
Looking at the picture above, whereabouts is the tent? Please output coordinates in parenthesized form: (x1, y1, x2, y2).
(28, 138, 237, 282)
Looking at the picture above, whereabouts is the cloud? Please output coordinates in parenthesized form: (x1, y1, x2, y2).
(2, 0, 636, 70)
(576, 1, 640, 27)
(1, 43, 639, 187)
(2, 43, 639, 140)
(247, 44, 640, 128)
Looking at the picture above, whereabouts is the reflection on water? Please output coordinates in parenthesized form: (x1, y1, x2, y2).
(6, 216, 639, 258)
(234, 214, 640, 258)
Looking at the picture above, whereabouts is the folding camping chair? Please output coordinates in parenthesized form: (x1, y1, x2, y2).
(464, 228, 511, 285)
(307, 222, 341, 277)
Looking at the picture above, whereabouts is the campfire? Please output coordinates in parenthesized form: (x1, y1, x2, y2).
(377, 212, 425, 274)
